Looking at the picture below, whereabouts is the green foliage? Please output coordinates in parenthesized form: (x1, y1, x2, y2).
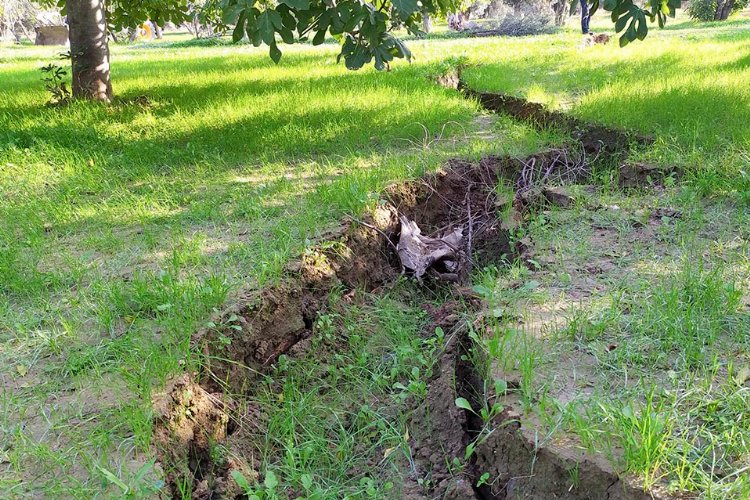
(39, 62, 70, 106)
(687, 0, 749, 21)
(220, 0, 457, 70)
(591, 0, 681, 47)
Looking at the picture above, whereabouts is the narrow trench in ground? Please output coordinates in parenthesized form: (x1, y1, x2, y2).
(151, 88, 664, 499)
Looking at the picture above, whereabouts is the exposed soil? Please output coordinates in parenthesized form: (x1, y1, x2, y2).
(401, 303, 479, 499)
(461, 87, 653, 157)
(152, 156, 517, 498)
(151, 142, 674, 498)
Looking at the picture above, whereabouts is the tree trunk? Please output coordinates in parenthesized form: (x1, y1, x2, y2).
(553, 1, 569, 26)
(67, 0, 113, 102)
(154, 23, 163, 39)
(714, 0, 724, 20)
(719, 0, 734, 19)
(714, 0, 733, 20)
(422, 13, 432, 33)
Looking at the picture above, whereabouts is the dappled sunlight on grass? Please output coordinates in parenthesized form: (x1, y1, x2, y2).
(3, 16, 748, 495)
(459, 18, 750, 182)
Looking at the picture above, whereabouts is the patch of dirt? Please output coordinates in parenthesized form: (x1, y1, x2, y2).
(153, 374, 246, 498)
(619, 161, 680, 188)
(153, 156, 520, 497)
(473, 413, 659, 499)
(402, 305, 478, 499)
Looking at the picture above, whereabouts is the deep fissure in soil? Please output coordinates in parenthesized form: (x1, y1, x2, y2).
(152, 119, 664, 498)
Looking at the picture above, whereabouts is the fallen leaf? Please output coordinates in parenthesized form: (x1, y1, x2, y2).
(16, 365, 27, 377)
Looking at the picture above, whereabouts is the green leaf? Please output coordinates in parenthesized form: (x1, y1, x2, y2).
(313, 28, 327, 45)
(257, 10, 281, 45)
(232, 11, 247, 42)
(231, 470, 252, 492)
(279, 26, 295, 43)
(614, 14, 629, 32)
(269, 42, 282, 63)
(494, 378, 508, 395)
(464, 440, 476, 460)
(280, 0, 310, 9)
(223, 3, 245, 24)
(95, 464, 129, 494)
(392, 0, 420, 19)
(635, 15, 648, 40)
(264, 470, 279, 490)
(455, 397, 474, 413)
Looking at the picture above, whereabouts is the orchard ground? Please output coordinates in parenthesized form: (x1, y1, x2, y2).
(0, 10, 748, 498)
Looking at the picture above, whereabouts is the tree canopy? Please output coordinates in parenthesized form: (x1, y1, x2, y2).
(55, 0, 681, 70)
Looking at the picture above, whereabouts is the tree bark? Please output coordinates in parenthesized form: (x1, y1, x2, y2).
(67, 0, 113, 102)
(714, 0, 734, 20)
(422, 13, 432, 33)
(714, 0, 724, 20)
(719, 0, 734, 19)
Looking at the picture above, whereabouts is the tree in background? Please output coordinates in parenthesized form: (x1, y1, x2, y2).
(185, 0, 227, 38)
(0, 0, 38, 42)
(688, 0, 748, 21)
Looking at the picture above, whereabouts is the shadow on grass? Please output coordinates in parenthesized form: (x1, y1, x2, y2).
(662, 17, 750, 31)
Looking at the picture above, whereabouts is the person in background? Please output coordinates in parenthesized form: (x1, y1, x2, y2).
(580, 0, 591, 34)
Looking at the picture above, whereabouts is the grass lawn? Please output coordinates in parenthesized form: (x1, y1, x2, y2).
(1, 10, 749, 498)
(460, 14, 750, 195)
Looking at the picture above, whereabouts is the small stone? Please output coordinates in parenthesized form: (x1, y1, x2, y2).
(543, 186, 575, 208)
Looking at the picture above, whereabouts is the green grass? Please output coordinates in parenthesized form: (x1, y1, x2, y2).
(460, 14, 750, 195)
(244, 286, 438, 498)
(0, 32, 555, 495)
(3, 12, 750, 497)
(477, 181, 750, 496)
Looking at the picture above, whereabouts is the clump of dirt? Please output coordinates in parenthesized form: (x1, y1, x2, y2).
(153, 157, 521, 497)
(402, 302, 492, 500)
(472, 414, 657, 499)
(619, 161, 681, 188)
(152, 374, 255, 498)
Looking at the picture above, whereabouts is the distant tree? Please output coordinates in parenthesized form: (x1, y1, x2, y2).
(52, 0, 681, 102)
(185, 0, 227, 39)
(551, 0, 569, 25)
(0, 0, 38, 42)
(687, 0, 748, 21)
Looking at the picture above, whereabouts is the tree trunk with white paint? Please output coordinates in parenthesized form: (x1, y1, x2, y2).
(67, 0, 113, 102)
